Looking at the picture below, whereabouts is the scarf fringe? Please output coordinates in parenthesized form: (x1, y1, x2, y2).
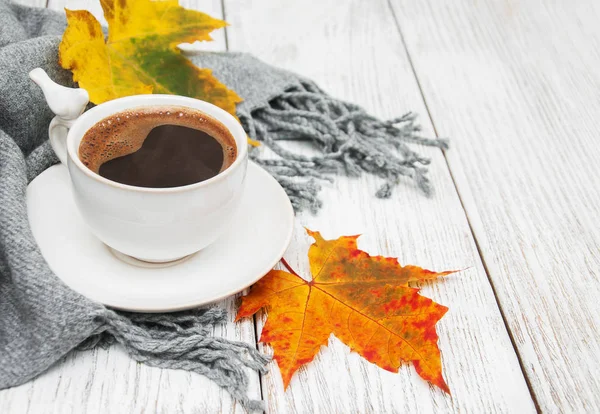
(241, 80, 448, 213)
(81, 308, 269, 412)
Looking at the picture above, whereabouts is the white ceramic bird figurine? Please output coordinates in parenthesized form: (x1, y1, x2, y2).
(29, 68, 89, 120)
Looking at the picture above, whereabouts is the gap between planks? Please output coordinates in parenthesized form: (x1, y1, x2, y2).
(223, 0, 536, 412)
(384, 0, 540, 411)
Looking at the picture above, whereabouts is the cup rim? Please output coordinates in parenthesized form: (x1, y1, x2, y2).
(66, 94, 248, 193)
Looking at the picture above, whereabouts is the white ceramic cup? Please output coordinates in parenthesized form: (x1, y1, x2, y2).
(30, 68, 248, 263)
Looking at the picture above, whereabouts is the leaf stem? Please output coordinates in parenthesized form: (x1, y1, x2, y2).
(281, 257, 301, 277)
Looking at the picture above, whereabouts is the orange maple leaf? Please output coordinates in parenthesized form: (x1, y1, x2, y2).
(236, 229, 457, 392)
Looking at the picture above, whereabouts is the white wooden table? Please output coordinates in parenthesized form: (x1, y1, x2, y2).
(3, 0, 600, 412)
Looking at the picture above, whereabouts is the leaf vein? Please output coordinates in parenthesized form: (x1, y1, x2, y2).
(315, 285, 431, 367)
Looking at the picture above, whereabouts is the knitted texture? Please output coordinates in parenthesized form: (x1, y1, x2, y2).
(0, 1, 447, 410)
(0, 2, 267, 411)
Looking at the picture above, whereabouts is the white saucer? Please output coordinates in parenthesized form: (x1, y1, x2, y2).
(27, 162, 294, 312)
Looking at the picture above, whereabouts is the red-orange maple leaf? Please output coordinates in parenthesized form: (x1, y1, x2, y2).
(236, 229, 456, 392)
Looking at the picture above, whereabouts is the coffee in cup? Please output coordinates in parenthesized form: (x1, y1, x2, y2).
(78, 106, 237, 188)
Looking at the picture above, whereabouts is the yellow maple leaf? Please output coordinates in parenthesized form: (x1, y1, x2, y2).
(58, 0, 242, 116)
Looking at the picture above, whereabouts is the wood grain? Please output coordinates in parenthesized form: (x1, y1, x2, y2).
(0, 1, 260, 413)
(225, 0, 535, 412)
(389, 0, 600, 411)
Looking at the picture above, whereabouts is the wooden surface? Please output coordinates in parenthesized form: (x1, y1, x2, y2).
(390, 0, 600, 411)
(225, 0, 532, 412)
(2, 0, 599, 412)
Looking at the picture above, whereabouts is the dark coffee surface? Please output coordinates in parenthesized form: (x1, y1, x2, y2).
(99, 125, 225, 188)
(79, 106, 237, 188)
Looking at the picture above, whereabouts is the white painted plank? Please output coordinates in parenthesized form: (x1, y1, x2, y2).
(389, 0, 600, 411)
(225, 0, 535, 412)
(0, 1, 261, 413)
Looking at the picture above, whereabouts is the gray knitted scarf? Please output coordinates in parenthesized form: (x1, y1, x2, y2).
(0, 1, 446, 411)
